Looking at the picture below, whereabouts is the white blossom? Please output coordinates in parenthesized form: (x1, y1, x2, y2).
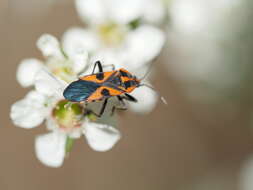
(75, 0, 166, 25)
(62, 0, 166, 114)
(11, 0, 167, 167)
(11, 69, 121, 167)
(17, 34, 89, 86)
(128, 85, 158, 114)
(84, 121, 121, 152)
(10, 90, 47, 128)
(35, 132, 66, 168)
(16, 59, 45, 87)
(63, 25, 165, 73)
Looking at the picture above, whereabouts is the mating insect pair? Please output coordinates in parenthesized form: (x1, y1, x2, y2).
(63, 61, 165, 117)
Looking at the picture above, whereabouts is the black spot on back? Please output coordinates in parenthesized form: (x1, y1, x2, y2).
(101, 88, 110, 96)
(96, 73, 104, 80)
(124, 80, 136, 89)
(124, 81, 131, 89)
(120, 70, 130, 77)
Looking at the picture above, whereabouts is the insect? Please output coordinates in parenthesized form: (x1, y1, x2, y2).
(63, 61, 165, 117)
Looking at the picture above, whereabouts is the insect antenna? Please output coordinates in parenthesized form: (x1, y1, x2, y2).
(139, 83, 167, 105)
(139, 61, 157, 81)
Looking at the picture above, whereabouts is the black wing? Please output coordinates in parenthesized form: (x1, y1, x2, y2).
(63, 80, 100, 102)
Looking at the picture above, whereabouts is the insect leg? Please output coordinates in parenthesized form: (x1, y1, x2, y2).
(85, 98, 108, 118)
(111, 96, 127, 116)
(98, 98, 108, 117)
(123, 93, 138, 102)
(92, 61, 103, 74)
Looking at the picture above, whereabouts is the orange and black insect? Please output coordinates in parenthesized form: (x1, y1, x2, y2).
(63, 61, 165, 117)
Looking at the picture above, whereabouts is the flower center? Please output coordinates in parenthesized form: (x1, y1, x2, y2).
(53, 100, 84, 131)
(98, 23, 126, 47)
(47, 58, 76, 83)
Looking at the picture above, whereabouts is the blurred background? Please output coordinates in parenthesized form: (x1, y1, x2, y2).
(2, 0, 253, 189)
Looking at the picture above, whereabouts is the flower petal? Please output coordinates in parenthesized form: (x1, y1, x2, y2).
(90, 50, 150, 78)
(37, 34, 62, 58)
(35, 69, 67, 97)
(70, 47, 89, 74)
(35, 132, 66, 168)
(75, 0, 106, 24)
(107, 0, 145, 24)
(16, 58, 44, 87)
(122, 25, 165, 69)
(10, 91, 46, 128)
(62, 27, 100, 55)
(142, 0, 166, 24)
(75, 0, 144, 24)
(84, 122, 121, 152)
(128, 84, 158, 114)
(90, 50, 122, 70)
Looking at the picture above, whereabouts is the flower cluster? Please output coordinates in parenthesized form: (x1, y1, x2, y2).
(11, 34, 121, 167)
(10, 0, 166, 167)
(63, 0, 166, 113)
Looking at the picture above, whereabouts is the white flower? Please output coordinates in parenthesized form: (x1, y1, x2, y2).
(63, 0, 166, 71)
(10, 90, 47, 128)
(75, 0, 166, 25)
(34, 69, 67, 98)
(84, 121, 121, 152)
(11, 70, 121, 167)
(37, 34, 63, 58)
(16, 59, 45, 87)
(35, 132, 66, 168)
(63, 25, 165, 73)
(17, 34, 89, 87)
(62, 0, 166, 114)
(128, 85, 158, 114)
